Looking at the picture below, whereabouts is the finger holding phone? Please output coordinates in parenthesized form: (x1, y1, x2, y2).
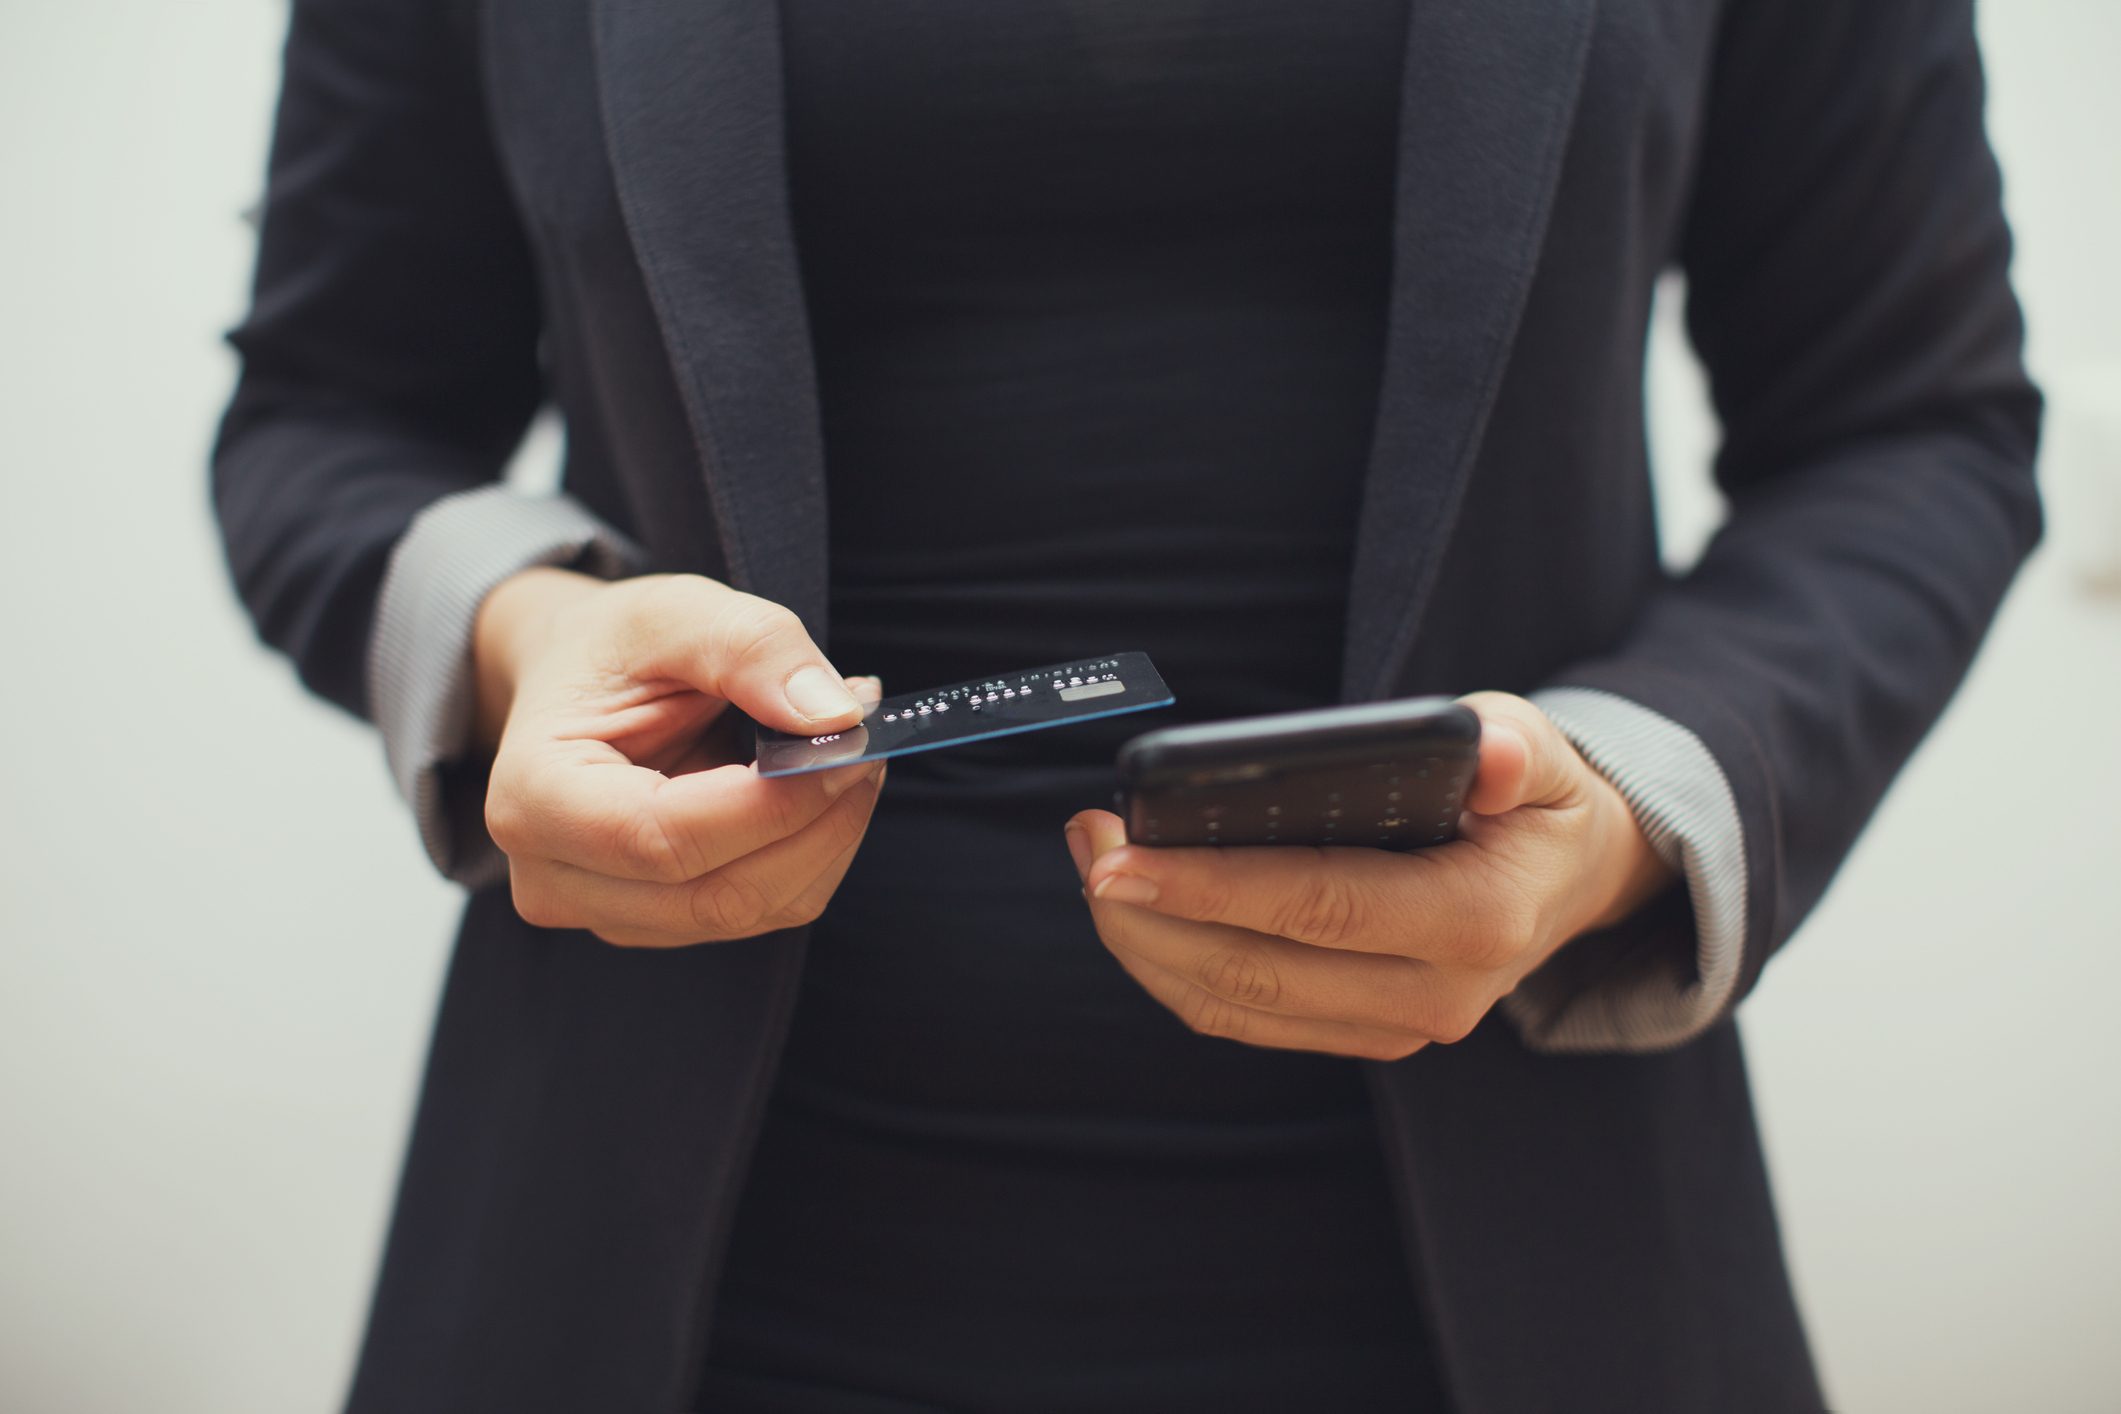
(1063, 692, 1674, 1061)
(472, 566, 889, 949)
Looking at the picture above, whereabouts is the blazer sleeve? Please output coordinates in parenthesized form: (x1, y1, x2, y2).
(211, 0, 641, 881)
(212, 0, 536, 718)
(1504, 0, 2043, 1051)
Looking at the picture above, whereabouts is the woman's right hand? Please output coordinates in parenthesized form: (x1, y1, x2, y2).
(470, 567, 887, 948)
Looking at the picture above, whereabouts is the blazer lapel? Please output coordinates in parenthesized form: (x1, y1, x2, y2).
(592, 0, 831, 633)
(592, 0, 1596, 682)
(585, 9, 824, 1402)
(592, 0, 1596, 692)
(1340, 0, 1599, 704)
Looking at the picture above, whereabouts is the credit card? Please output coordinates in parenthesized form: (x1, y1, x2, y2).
(753, 651, 1175, 777)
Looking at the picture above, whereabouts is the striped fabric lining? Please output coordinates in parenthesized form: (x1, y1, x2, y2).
(1510, 686, 1750, 1054)
(367, 485, 645, 887)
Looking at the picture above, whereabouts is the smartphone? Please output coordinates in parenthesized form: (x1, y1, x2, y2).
(1114, 697, 1481, 850)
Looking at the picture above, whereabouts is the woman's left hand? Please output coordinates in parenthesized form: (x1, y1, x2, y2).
(1064, 692, 1676, 1060)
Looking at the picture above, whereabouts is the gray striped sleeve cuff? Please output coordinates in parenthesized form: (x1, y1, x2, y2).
(1505, 686, 1749, 1054)
(368, 485, 645, 888)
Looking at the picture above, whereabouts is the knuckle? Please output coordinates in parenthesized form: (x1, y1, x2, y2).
(620, 575, 725, 664)
(1272, 875, 1361, 947)
(1473, 892, 1545, 970)
(620, 576, 700, 645)
(1181, 988, 1249, 1041)
(721, 596, 807, 665)
(638, 572, 714, 618)
(1509, 895, 1552, 956)
(1426, 997, 1485, 1045)
(1199, 946, 1281, 1009)
(753, 786, 808, 843)
(783, 890, 830, 927)
(687, 868, 772, 939)
(1434, 870, 1529, 971)
(824, 789, 872, 853)
(1374, 964, 1436, 1034)
(621, 807, 697, 884)
(1453, 921, 1518, 974)
(773, 877, 841, 930)
(509, 871, 566, 930)
(484, 778, 528, 856)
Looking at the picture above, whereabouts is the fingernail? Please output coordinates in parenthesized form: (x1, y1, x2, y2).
(1092, 873, 1159, 905)
(1064, 821, 1091, 877)
(787, 665, 862, 723)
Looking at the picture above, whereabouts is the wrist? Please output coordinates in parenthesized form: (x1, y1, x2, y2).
(1580, 776, 1677, 935)
(471, 565, 607, 751)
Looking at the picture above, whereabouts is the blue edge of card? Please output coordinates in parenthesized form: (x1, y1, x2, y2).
(756, 692, 1176, 777)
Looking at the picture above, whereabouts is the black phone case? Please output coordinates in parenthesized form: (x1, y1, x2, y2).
(1114, 698, 1481, 850)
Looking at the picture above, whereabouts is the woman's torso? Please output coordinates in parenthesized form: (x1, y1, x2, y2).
(700, 4, 1446, 1408)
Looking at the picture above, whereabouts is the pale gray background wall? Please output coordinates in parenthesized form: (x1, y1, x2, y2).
(2, 3, 2116, 1410)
